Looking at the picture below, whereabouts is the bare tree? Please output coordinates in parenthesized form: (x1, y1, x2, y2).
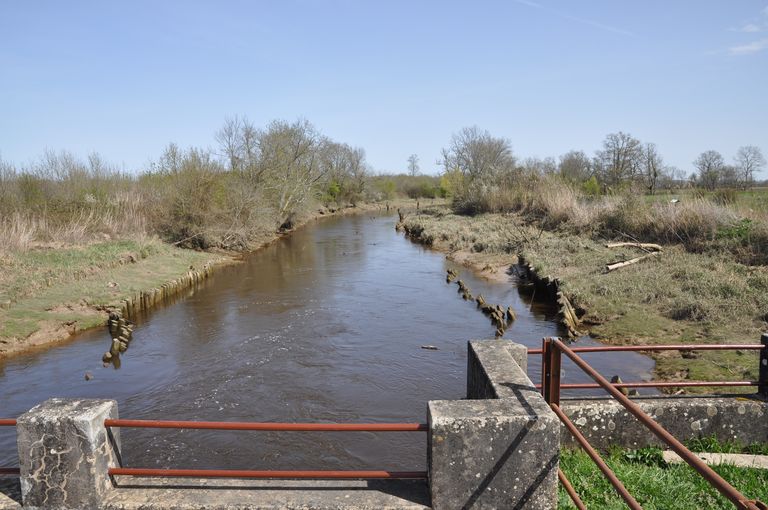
(594, 132, 642, 187)
(640, 143, 663, 195)
(440, 126, 516, 213)
(407, 154, 420, 176)
(693, 150, 725, 191)
(558, 150, 592, 183)
(320, 142, 368, 204)
(521, 156, 557, 175)
(240, 118, 259, 176)
(441, 126, 516, 181)
(734, 145, 766, 190)
(257, 119, 328, 221)
(720, 165, 739, 188)
(215, 116, 245, 172)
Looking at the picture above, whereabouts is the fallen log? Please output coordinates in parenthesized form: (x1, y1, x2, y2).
(606, 251, 660, 272)
(605, 242, 663, 251)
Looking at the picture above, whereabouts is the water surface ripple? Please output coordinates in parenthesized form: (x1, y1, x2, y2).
(0, 213, 654, 471)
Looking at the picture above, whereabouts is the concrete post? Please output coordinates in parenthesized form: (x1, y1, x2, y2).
(429, 341, 559, 509)
(16, 398, 119, 509)
(759, 333, 768, 399)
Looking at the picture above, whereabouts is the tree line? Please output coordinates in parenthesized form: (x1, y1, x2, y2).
(436, 127, 765, 206)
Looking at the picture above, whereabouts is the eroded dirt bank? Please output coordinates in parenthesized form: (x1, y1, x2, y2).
(400, 206, 768, 390)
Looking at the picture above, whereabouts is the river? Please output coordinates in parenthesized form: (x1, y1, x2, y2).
(0, 213, 654, 472)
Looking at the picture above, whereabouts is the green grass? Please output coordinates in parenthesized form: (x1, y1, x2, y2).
(0, 240, 159, 305)
(559, 445, 768, 509)
(0, 239, 226, 352)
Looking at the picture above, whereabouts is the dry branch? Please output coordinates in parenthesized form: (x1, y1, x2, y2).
(606, 251, 661, 272)
(605, 242, 663, 251)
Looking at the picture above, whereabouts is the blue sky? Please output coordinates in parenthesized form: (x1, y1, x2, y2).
(1, 1, 766, 176)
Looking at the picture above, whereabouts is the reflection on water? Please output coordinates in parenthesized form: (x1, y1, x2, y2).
(0, 213, 654, 471)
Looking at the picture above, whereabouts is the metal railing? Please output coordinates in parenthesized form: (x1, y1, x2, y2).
(104, 418, 428, 480)
(536, 336, 768, 510)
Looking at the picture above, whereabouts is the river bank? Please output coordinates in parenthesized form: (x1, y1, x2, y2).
(401, 206, 768, 390)
(0, 199, 423, 358)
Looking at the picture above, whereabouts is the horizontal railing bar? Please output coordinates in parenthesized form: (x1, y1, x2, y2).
(0, 419, 17, 426)
(0, 467, 20, 475)
(552, 338, 764, 510)
(105, 419, 428, 432)
(528, 343, 764, 355)
(535, 381, 758, 390)
(108, 467, 427, 479)
(551, 403, 643, 509)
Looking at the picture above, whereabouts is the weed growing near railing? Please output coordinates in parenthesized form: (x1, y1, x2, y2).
(559, 446, 768, 509)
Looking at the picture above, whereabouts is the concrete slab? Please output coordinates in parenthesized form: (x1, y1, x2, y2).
(662, 451, 768, 469)
(103, 478, 430, 509)
(560, 396, 768, 450)
(467, 340, 532, 400)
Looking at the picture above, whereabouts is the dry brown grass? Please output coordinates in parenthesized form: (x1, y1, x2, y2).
(461, 176, 768, 265)
(0, 191, 149, 254)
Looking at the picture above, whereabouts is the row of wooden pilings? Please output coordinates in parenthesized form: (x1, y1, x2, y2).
(120, 263, 214, 319)
(101, 263, 215, 366)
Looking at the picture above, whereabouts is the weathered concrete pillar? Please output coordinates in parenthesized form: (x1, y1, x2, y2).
(467, 339, 529, 400)
(16, 398, 119, 509)
(428, 341, 559, 509)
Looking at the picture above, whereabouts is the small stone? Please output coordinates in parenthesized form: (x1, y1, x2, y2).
(102, 352, 112, 363)
(84, 372, 94, 381)
(421, 345, 439, 350)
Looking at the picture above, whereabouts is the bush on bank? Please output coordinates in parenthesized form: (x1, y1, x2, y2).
(0, 118, 408, 253)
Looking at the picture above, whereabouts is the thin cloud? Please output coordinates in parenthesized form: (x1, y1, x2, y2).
(739, 23, 762, 33)
(514, 0, 542, 7)
(513, 0, 634, 37)
(729, 38, 768, 55)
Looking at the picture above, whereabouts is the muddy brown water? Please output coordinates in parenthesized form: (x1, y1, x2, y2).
(0, 213, 654, 472)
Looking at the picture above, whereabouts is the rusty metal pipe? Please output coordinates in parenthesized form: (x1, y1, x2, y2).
(0, 467, 20, 475)
(551, 403, 643, 510)
(535, 381, 759, 390)
(108, 467, 427, 479)
(558, 468, 587, 510)
(529, 343, 764, 355)
(104, 419, 427, 432)
(0, 419, 16, 426)
(553, 338, 764, 510)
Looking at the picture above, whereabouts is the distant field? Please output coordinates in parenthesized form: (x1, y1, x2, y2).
(647, 187, 768, 214)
